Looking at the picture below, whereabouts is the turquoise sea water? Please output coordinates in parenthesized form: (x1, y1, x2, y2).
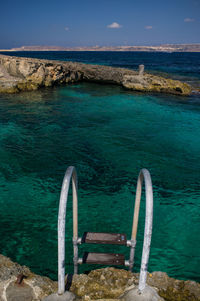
(0, 52, 200, 282)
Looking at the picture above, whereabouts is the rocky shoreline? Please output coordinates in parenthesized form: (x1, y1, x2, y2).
(0, 54, 191, 95)
(0, 254, 199, 301)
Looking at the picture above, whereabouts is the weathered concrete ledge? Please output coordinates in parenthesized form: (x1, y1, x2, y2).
(0, 254, 199, 301)
(0, 54, 191, 95)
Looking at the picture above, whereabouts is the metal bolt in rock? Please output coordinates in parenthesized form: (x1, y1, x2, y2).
(16, 273, 26, 285)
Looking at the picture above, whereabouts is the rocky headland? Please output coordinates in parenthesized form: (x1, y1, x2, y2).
(0, 54, 191, 95)
(0, 254, 199, 301)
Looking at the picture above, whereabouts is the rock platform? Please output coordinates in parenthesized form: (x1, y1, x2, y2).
(0, 254, 199, 301)
(0, 54, 191, 95)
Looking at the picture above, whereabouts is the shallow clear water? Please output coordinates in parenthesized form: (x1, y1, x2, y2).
(0, 52, 200, 282)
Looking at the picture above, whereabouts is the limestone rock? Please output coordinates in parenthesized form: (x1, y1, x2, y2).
(0, 64, 21, 93)
(0, 54, 192, 95)
(5, 280, 36, 301)
(18, 60, 38, 78)
(0, 254, 57, 301)
(69, 267, 137, 299)
(147, 272, 200, 301)
(122, 74, 191, 95)
(0, 254, 200, 301)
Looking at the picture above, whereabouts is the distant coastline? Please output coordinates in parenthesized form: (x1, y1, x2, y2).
(1, 43, 200, 52)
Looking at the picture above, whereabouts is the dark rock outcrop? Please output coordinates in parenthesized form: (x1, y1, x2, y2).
(0, 54, 191, 95)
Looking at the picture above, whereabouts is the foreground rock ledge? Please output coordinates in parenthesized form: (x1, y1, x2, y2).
(0, 254, 200, 301)
(0, 54, 191, 95)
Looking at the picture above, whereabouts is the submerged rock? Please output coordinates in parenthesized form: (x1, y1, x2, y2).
(0, 54, 191, 95)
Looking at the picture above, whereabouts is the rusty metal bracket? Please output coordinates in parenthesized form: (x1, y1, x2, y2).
(15, 273, 26, 285)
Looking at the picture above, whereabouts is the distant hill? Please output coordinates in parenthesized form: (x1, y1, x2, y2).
(1, 44, 200, 52)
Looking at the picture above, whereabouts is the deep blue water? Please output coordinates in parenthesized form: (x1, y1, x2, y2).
(0, 51, 200, 282)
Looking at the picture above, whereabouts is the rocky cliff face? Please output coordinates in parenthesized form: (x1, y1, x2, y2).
(0, 254, 199, 301)
(0, 54, 191, 95)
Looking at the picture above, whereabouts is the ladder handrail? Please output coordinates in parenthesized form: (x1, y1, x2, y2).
(58, 166, 78, 295)
(57, 166, 153, 295)
(130, 168, 153, 292)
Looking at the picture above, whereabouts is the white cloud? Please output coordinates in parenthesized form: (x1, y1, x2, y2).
(184, 18, 195, 22)
(107, 22, 122, 29)
(64, 27, 69, 31)
(145, 25, 153, 30)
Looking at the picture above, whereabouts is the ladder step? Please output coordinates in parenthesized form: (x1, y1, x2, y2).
(82, 232, 127, 245)
(82, 252, 125, 265)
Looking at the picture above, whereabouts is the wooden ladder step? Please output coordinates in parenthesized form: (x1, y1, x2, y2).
(82, 232, 127, 245)
(82, 252, 125, 265)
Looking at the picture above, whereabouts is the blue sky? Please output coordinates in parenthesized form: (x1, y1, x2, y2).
(0, 0, 200, 48)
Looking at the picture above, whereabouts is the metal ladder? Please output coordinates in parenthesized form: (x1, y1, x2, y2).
(57, 166, 153, 295)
